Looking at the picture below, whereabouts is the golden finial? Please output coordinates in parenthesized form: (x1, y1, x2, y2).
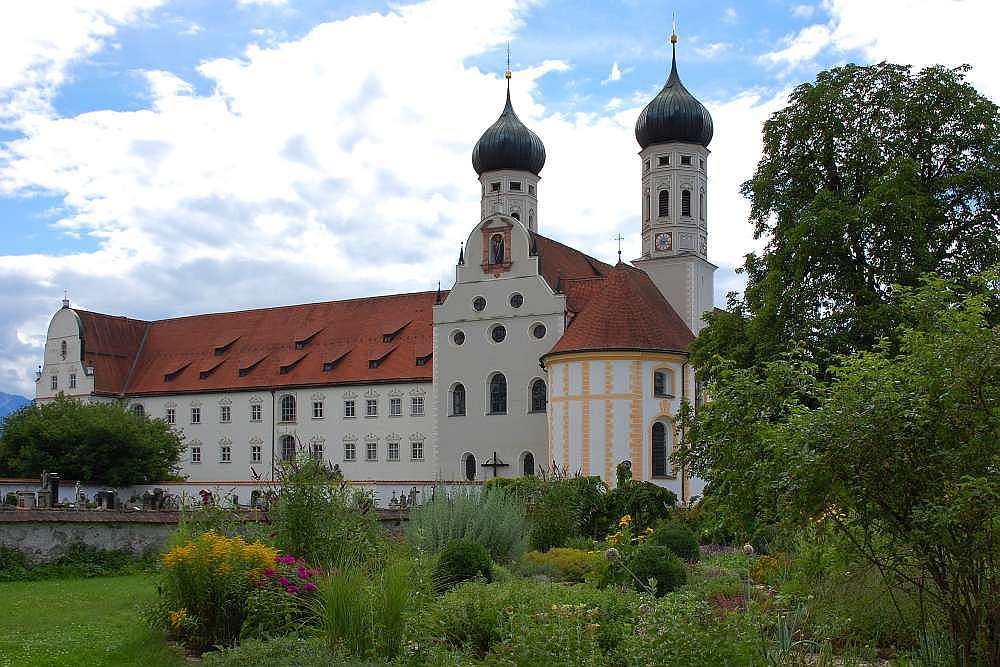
(670, 13, 678, 43)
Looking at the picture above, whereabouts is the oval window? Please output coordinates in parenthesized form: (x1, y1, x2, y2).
(509, 293, 523, 308)
(491, 325, 507, 343)
(473, 296, 487, 312)
(532, 324, 546, 339)
(452, 330, 466, 346)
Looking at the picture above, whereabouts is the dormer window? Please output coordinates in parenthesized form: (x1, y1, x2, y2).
(509, 181, 521, 191)
(369, 359, 380, 369)
(323, 361, 336, 372)
(214, 336, 239, 356)
(416, 354, 431, 366)
(382, 334, 394, 343)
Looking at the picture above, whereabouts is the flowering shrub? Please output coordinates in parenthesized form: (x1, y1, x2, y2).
(156, 531, 316, 651)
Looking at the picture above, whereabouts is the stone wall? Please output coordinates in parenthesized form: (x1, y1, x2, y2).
(0, 507, 408, 563)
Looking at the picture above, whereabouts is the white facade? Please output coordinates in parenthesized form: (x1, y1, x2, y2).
(479, 169, 540, 231)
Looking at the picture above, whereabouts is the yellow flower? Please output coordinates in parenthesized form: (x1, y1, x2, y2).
(644, 527, 654, 535)
(619, 514, 632, 527)
(168, 608, 187, 630)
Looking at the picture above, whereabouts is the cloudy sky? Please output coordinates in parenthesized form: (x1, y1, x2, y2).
(0, 0, 997, 398)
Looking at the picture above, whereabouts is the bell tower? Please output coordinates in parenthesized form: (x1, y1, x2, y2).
(632, 29, 716, 335)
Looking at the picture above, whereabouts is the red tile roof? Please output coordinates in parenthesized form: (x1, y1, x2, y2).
(544, 262, 694, 358)
(529, 231, 611, 290)
(74, 290, 443, 397)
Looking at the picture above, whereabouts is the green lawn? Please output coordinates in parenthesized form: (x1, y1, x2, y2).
(0, 575, 184, 667)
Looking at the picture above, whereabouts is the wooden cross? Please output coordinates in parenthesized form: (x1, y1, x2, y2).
(481, 451, 510, 478)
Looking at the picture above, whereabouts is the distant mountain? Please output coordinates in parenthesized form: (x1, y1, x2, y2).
(0, 392, 31, 423)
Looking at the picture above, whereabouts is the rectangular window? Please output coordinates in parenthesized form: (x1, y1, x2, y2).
(411, 441, 424, 461)
(251, 445, 262, 464)
(509, 181, 521, 191)
(389, 397, 402, 417)
(411, 396, 425, 416)
(344, 441, 356, 461)
(166, 408, 176, 425)
(191, 446, 201, 464)
(250, 404, 262, 422)
(311, 442, 324, 459)
(366, 399, 378, 417)
(366, 441, 377, 461)
(344, 399, 356, 418)
(50, 375, 57, 390)
(220, 445, 231, 463)
(387, 441, 400, 462)
(69, 373, 77, 389)
(220, 405, 231, 423)
(490, 181, 501, 192)
(681, 155, 692, 165)
(658, 155, 670, 166)
(191, 407, 201, 424)
(312, 400, 324, 419)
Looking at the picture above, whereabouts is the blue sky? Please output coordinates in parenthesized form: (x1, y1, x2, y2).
(0, 0, 997, 397)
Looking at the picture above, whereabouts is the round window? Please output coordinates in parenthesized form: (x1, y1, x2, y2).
(473, 296, 487, 312)
(532, 324, 546, 339)
(491, 325, 507, 343)
(509, 293, 523, 308)
(452, 330, 466, 346)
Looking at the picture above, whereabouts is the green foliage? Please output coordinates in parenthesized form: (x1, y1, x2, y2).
(650, 523, 700, 562)
(0, 396, 184, 485)
(432, 538, 492, 592)
(523, 547, 602, 582)
(406, 486, 527, 562)
(528, 476, 608, 550)
(603, 478, 678, 532)
(627, 544, 687, 596)
(269, 455, 383, 567)
(0, 544, 156, 581)
(694, 62, 1000, 384)
(201, 637, 366, 667)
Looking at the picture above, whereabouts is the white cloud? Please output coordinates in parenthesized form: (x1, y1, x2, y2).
(0, 0, 164, 125)
(694, 42, 732, 60)
(722, 7, 738, 23)
(762, 0, 1000, 99)
(791, 4, 816, 18)
(237, 0, 288, 7)
(605, 97, 623, 110)
(601, 61, 632, 85)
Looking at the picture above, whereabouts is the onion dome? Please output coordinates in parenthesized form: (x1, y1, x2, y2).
(635, 35, 713, 149)
(472, 74, 546, 176)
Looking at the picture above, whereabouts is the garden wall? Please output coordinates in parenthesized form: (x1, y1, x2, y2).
(0, 507, 409, 562)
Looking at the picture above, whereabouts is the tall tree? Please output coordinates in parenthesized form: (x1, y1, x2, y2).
(0, 397, 185, 485)
(694, 62, 1000, 381)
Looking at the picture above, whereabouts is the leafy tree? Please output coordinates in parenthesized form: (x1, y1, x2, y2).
(694, 62, 1000, 382)
(0, 396, 184, 485)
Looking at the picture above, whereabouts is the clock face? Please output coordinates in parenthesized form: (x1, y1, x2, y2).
(654, 232, 672, 252)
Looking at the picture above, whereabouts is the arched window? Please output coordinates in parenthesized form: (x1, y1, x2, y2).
(490, 234, 504, 264)
(280, 395, 296, 422)
(130, 404, 145, 417)
(464, 453, 477, 481)
(60, 340, 67, 359)
(281, 434, 296, 461)
(522, 451, 535, 477)
(528, 210, 534, 228)
(699, 189, 706, 220)
(489, 373, 507, 414)
(511, 211, 520, 221)
(681, 189, 691, 217)
(652, 422, 669, 477)
(451, 383, 466, 416)
(658, 189, 669, 217)
(530, 379, 547, 413)
(644, 191, 650, 221)
(653, 370, 673, 398)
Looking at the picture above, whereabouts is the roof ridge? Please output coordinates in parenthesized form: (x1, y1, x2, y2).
(530, 231, 612, 270)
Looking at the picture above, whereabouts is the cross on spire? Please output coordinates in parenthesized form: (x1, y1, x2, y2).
(614, 234, 625, 262)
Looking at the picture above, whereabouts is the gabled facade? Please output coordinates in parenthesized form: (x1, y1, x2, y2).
(35, 35, 715, 503)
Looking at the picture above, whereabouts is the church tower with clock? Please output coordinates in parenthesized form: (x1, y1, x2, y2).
(632, 31, 716, 335)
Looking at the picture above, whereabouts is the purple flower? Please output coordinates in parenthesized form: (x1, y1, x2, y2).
(286, 585, 300, 594)
(278, 576, 289, 587)
(297, 567, 309, 579)
(303, 582, 317, 592)
(263, 568, 275, 578)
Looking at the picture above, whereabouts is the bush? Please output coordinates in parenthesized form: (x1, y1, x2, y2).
(650, 523, 700, 562)
(524, 548, 602, 582)
(432, 539, 492, 592)
(407, 486, 527, 562)
(750, 523, 780, 555)
(628, 544, 687, 596)
(529, 476, 608, 551)
(201, 637, 368, 666)
(0, 543, 155, 581)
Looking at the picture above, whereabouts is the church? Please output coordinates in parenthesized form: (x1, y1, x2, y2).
(34, 35, 715, 504)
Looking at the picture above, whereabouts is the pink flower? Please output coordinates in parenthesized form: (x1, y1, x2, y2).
(263, 568, 275, 578)
(274, 555, 282, 563)
(286, 585, 300, 594)
(303, 582, 317, 592)
(297, 567, 309, 579)
(278, 576, 289, 586)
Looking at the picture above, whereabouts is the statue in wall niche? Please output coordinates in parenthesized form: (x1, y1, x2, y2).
(490, 233, 504, 264)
